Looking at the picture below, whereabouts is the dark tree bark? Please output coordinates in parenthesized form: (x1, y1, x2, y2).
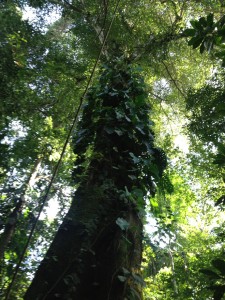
(24, 61, 165, 300)
(25, 185, 142, 300)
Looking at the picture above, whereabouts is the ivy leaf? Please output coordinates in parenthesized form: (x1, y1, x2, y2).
(116, 217, 130, 231)
(115, 129, 123, 136)
(130, 287, 142, 300)
(132, 273, 146, 287)
(143, 140, 154, 152)
(125, 186, 131, 197)
(115, 109, 123, 120)
(128, 175, 137, 180)
(122, 267, 130, 275)
(125, 115, 131, 122)
(136, 126, 145, 135)
(129, 152, 140, 164)
(118, 275, 127, 282)
(104, 126, 114, 134)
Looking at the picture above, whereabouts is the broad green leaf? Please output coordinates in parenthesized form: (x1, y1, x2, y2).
(199, 17, 207, 27)
(183, 28, 196, 37)
(190, 20, 202, 30)
(188, 37, 204, 49)
(207, 13, 214, 26)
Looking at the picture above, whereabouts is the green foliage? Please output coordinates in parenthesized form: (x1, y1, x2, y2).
(1, 0, 225, 299)
(186, 80, 225, 145)
(184, 12, 225, 65)
(184, 13, 215, 53)
(73, 59, 167, 202)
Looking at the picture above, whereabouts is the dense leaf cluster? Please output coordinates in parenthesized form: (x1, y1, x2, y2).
(184, 12, 225, 66)
(73, 59, 167, 205)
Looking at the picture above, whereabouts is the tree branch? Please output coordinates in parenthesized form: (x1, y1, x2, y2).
(162, 61, 186, 98)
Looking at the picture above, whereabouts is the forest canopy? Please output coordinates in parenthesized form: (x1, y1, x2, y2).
(1, 1, 225, 299)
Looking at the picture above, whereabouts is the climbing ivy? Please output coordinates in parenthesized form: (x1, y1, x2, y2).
(73, 58, 167, 206)
(23, 58, 167, 300)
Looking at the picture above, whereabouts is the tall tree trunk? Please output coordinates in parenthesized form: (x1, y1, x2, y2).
(25, 61, 166, 300)
(25, 183, 143, 300)
(0, 158, 42, 262)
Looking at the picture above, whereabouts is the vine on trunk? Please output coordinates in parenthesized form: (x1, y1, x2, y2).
(25, 58, 167, 300)
(71, 58, 167, 298)
(73, 58, 167, 198)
